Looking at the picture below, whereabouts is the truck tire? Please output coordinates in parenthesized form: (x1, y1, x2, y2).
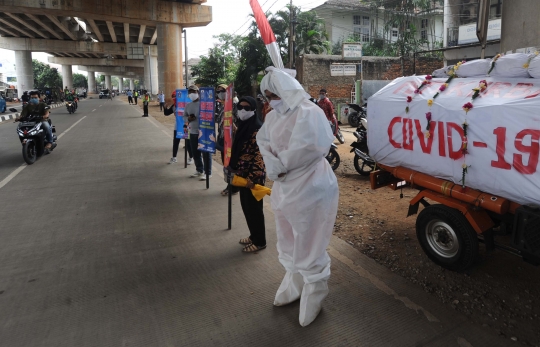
(416, 204, 479, 271)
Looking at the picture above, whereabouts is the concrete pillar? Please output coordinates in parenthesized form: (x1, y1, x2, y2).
(105, 75, 111, 90)
(15, 50, 33, 92)
(144, 51, 158, 95)
(157, 24, 183, 97)
(129, 78, 135, 90)
(62, 64, 73, 90)
(87, 71, 96, 94)
(119, 77, 124, 91)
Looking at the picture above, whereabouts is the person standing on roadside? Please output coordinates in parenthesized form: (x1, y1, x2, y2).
(257, 67, 338, 327)
(164, 93, 193, 165)
(227, 96, 266, 253)
(133, 90, 139, 105)
(158, 91, 165, 111)
(186, 85, 211, 180)
(142, 92, 150, 117)
(127, 90, 133, 104)
(317, 88, 335, 122)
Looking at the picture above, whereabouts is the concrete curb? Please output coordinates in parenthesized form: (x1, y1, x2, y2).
(0, 101, 80, 125)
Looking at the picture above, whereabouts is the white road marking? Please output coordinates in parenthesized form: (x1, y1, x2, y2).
(0, 115, 88, 190)
(0, 165, 27, 190)
(92, 109, 96, 112)
(58, 116, 87, 140)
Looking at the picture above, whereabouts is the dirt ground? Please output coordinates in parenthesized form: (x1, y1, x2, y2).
(132, 97, 539, 346)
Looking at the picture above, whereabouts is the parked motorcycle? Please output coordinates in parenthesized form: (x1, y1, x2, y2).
(326, 143, 340, 171)
(350, 117, 375, 176)
(10, 108, 57, 165)
(346, 103, 367, 128)
(66, 101, 76, 114)
(330, 117, 345, 144)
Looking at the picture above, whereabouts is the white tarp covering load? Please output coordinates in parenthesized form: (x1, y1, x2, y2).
(368, 76, 540, 207)
(455, 59, 491, 77)
(490, 53, 532, 78)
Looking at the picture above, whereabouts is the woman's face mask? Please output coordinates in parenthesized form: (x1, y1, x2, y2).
(237, 109, 254, 121)
(29, 97, 39, 105)
(188, 93, 198, 101)
(218, 92, 226, 100)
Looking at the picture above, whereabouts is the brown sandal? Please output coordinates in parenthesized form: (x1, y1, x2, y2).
(242, 243, 266, 253)
(239, 237, 251, 245)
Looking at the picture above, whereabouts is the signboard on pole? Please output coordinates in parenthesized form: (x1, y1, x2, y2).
(222, 84, 234, 167)
(175, 89, 190, 139)
(330, 64, 357, 76)
(198, 87, 216, 153)
(342, 43, 362, 59)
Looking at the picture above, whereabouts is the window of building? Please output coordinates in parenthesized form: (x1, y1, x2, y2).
(490, 0, 503, 19)
(421, 19, 428, 29)
(392, 28, 398, 38)
(353, 15, 370, 42)
(421, 30, 427, 40)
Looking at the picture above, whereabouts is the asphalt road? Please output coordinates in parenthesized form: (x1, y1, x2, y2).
(0, 98, 510, 346)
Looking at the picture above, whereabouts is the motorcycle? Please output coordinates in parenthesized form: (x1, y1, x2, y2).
(326, 143, 340, 171)
(66, 101, 76, 114)
(346, 103, 367, 128)
(350, 117, 375, 176)
(10, 108, 57, 165)
(329, 117, 345, 144)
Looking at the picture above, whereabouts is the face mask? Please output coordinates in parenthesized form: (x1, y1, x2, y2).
(269, 99, 282, 109)
(218, 92, 226, 100)
(29, 98, 39, 105)
(188, 93, 198, 101)
(319, 94, 325, 100)
(237, 109, 254, 121)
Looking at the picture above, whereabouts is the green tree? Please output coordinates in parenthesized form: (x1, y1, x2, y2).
(191, 34, 241, 87)
(73, 73, 88, 88)
(32, 59, 62, 89)
(295, 11, 330, 55)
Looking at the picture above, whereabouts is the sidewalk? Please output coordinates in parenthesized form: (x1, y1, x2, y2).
(0, 97, 510, 346)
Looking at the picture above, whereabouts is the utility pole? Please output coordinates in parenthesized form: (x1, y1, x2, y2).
(183, 29, 189, 88)
(288, 0, 293, 69)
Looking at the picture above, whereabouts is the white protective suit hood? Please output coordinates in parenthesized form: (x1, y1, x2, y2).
(260, 66, 311, 114)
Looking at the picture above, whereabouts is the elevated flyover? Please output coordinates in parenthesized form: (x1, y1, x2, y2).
(0, 0, 211, 94)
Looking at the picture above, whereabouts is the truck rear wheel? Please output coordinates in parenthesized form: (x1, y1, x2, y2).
(416, 204, 478, 271)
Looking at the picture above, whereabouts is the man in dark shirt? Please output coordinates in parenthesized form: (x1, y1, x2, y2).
(18, 91, 54, 150)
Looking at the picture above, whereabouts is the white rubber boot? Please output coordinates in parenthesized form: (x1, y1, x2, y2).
(298, 281, 329, 327)
(273, 271, 304, 306)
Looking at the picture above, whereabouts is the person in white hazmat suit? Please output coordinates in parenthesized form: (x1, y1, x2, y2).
(256, 67, 339, 327)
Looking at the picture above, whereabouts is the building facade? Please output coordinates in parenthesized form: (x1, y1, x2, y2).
(443, 0, 503, 64)
(311, 0, 444, 53)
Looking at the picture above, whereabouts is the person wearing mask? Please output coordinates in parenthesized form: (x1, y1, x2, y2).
(142, 92, 150, 117)
(17, 91, 55, 150)
(127, 90, 133, 104)
(158, 91, 165, 111)
(133, 90, 139, 105)
(215, 84, 238, 196)
(257, 67, 338, 327)
(186, 85, 211, 180)
(233, 91, 239, 104)
(317, 88, 335, 122)
(164, 93, 193, 165)
(227, 96, 267, 253)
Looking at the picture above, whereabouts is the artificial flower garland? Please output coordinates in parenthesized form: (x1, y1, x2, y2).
(487, 54, 501, 75)
(459, 79, 489, 188)
(405, 75, 432, 113)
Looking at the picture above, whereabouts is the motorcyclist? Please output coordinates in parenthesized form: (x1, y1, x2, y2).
(17, 91, 54, 150)
(21, 91, 30, 104)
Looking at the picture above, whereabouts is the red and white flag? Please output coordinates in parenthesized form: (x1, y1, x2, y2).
(249, 0, 284, 69)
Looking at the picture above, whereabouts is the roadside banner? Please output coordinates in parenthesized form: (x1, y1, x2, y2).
(175, 89, 190, 139)
(222, 84, 234, 167)
(368, 76, 540, 206)
(198, 87, 216, 153)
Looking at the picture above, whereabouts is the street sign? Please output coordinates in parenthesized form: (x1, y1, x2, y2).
(343, 43, 362, 59)
(330, 64, 357, 77)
